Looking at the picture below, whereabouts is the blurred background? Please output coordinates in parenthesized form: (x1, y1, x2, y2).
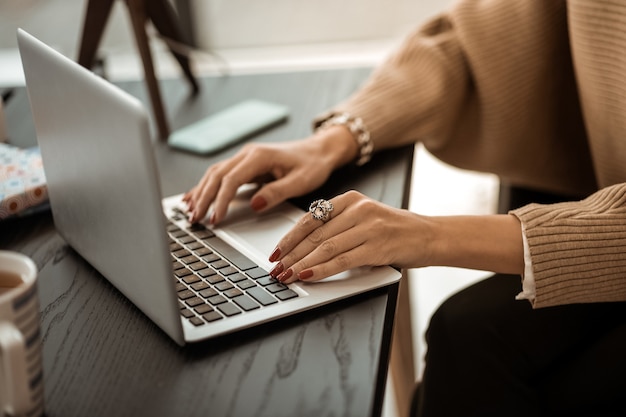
(0, 0, 452, 83)
(0, 1, 500, 416)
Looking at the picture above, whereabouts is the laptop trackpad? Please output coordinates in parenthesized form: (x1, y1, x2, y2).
(221, 213, 296, 267)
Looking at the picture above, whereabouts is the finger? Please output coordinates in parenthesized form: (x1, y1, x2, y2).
(189, 164, 229, 223)
(279, 227, 368, 283)
(189, 146, 269, 223)
(272, 195, 346, 261)
(209, 149, 279, 224)
(275, 207, 354, 273)
(298, 244, 373, 282)
(252, 169, 321, 213)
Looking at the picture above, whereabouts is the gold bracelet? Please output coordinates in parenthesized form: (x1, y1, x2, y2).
(317, 113, 373, 166)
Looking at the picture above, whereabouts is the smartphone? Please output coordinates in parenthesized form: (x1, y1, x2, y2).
(167, 99, 289, 154)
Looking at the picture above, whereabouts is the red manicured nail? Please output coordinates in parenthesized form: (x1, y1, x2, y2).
(269, 262, 284, 278)
(277, 268, 293, 282)
(250, 195, 267, 211)
(269, 247, 281, 262)
(298, 269, 313, 280)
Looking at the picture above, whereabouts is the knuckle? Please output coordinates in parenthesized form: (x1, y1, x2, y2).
(334, 253, 351, 270)
(299, 212, 314, 228)
(319, 239, 337, 256)
(306, 227, 325, 245)
(243, 143, 269, 159)
(344, 189, 363, 201)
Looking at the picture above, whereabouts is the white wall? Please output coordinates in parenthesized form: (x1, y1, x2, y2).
(0, 0, 452, 56)
(191, 0, 450, 50)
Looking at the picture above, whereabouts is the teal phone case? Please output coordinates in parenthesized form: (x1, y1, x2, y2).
(167, 99, 289, 154)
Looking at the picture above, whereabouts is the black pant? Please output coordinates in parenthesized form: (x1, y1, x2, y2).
(412, 274, 626, 416)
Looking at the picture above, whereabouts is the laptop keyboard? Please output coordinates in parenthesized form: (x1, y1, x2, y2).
(166, 211, 299, 327)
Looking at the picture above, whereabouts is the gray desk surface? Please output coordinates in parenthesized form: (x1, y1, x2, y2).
(0, 67, 413, 417)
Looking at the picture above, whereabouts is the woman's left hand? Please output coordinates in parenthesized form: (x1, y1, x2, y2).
(268, 190, 432, 283)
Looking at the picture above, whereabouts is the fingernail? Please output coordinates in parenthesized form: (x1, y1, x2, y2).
(250, 195, 267, 211)
(209, 211, 216, 225)
(277, 268, 293, 282)
(269, 262, 284, 278)
(298, 269, 313, 280)
(269, 247, 281, 262)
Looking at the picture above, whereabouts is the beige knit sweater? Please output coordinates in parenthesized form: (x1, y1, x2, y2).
(324, 0, 626, 308)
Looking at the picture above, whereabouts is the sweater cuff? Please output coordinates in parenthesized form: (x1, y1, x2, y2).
(515, 220, 536, 304)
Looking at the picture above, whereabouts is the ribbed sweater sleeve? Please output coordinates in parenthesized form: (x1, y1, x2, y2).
(511, 183, 626, 308)
(319, 0, 597, 196)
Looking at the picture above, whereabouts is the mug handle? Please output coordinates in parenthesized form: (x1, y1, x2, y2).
(0, 322, 30, 416)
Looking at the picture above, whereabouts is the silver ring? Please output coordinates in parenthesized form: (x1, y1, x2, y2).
(309, 199, 334, 222)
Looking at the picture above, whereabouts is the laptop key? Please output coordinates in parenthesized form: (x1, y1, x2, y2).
(237, 278, 256, 290)
(233, 294, 260, 311)
(246, 267, 269, 279)
(247, 286, 278, 306)
(191, 281, 210, 291)
(195, 247, 212, 256)
(198, 268, 217, 278)
(189, 261, 207, 272)
(181, 308, 195, 318)
(208, 295, 227, 305)
(189, 317, 204, 326)
(194, 304, 213, 315)
(182, 274, 201, 285)
(215, 281, 233, 291)
(257, 276, 278, 286)
(173, 249, 190, 258)
(202, 254, 221, 263)
(199, 288, 218, 298)
(206, 274, 224, 284)
(178, 289, 195, 300)
(275, 289, 299, 301)
(202, 311, 222, 322)
(174, 268, 192, 278)
(220, 266, 238, 276)
(180, 255, 198, 265)
(266, 282, 288, 293)
(217, 302, 241, 317)
(205, 236, 257, 270)
(187, 241, 204, 250)
(210, 259, 229, 269)
(227, 273, 247, 283)
(188, 223, 215, 239)
(179, 235, 196, 244)
(185, 296, 204, 307)
(224, 288, 243, 298)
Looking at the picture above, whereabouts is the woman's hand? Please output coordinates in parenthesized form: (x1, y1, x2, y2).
(268, 190, 525, 283)
(184, 125, 359, 224)
(268, 190, 434, 283)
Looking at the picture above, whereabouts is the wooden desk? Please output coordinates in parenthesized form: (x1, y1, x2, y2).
(1, 68, 414, 417)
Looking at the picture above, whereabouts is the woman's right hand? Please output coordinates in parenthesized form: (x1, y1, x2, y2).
(183, 125, 359, 224)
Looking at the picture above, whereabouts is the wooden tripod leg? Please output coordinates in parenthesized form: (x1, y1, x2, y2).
(145, 0, 199, 94)
(125, 0, 170, 139)
(77, 0, 116, 68)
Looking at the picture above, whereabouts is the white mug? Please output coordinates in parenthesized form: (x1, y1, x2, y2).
(0, 251, 44, 417)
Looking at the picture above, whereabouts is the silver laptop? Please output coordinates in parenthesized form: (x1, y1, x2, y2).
(17, 29, 401, 345)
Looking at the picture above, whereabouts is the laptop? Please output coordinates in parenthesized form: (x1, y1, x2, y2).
(17, 29, 401, 345)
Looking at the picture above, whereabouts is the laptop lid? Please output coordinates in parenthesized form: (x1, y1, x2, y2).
(17, 29, 185, 345)
(18, 29, 402, 345)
